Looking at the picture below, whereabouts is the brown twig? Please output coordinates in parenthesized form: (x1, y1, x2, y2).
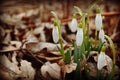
(61, 12, 120, 22)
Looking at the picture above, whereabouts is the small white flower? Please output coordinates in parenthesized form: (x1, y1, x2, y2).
(95, 14, 102, 30)
(70, 18, 78, 32)
(52, 27, 59, 43)
(76, 28, 83, 46)
(97, 52, 112, 70)
(99, 29, 105, 42)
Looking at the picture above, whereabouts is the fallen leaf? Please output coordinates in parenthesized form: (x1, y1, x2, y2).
(41, 62, 61, 79)
(20, 60, 35, 80)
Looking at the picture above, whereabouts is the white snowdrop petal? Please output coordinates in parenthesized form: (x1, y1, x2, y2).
(70, 18, 78, 32)
(76, 28, 83, 46)
(95, 14, 102, 30)
(52, 27, 59, 43)
(99, 29, 105, 42)
(97, 52, 107, 70)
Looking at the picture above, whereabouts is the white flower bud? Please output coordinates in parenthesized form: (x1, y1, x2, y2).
(76, 28, 83, 46)
(99, 29, 105, 42)
(97, 52, 106, 70)
(52, 27, 59, 43)
(95, 14, 102, 30)
(70, 18, 78, 32)
(97, 52, 112, 70)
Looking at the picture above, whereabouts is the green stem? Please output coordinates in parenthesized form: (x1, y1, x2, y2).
(51, 11, 65, 59)
(95, 30, 98, 40)
(97, 70, 103, 80)
(58, 22, 65, 59)
(87, 13, 90, 38)
(105, 35, 116, 65)
(81, 14, 87, 36)
(105, 35, 116, 79)
(74, 6, 82, 16)
(87, 0, 100, 38)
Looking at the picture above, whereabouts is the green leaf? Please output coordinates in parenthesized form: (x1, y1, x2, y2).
(97, 70, 104, 80)
(84, 36, 89, 50)
(105, 35, 116, 80)
(87, 39, 92, 56)
(78, 43, 85, 58)
(64, 48, 72, 64)
(83, 36, 92, 57)
(73, 42, 78, 63)
(74, 6, 82, 16)
(57, 45, 62, 54)
(105, 35, 116, 64)
(74, 59, 80, 80)
(84, 64, 91, 80)
(97, 39, 104, 52)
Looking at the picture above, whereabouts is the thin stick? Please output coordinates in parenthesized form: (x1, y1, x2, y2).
(61, 12, 120, 22)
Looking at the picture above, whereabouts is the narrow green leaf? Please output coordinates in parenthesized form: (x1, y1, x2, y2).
(64, 48, 72, 64)
(74, 42, 78, 63)
(84, 36, 89, 50)
(97, 39, 104, 52)
(105, 35, 116, 64)
(57, 45, 62, 55)
(84, 64, 91, 80)
(74, 6, 82, 16)
(78, 43, 85, 58)
(74, 59, 80, 80)
(83, 36, 92, 57)
(105, 35, 116, 80)
(97, 70, 104, 80)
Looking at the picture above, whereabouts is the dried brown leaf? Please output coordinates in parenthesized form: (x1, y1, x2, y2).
(41, 62, 61, 79)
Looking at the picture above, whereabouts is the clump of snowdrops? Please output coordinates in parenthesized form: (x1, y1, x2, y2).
(51, 1, 116, 80)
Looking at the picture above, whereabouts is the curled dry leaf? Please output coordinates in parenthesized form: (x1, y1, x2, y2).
(0, 14, 21, 25)
(0, 52, 35, 80)
(3, 30, 12, 44)
(26, 42, 66, 53)
(33, 26, 46, 42)
(105, 54, 112, 73)
(87, 62, 97, 77)
(0, 53, 21, 78)
(64, 63, 77, 73)
(10, 41, 22, 48)
(0, 26, 6, 43)
(90, 51, 98, 62)
(26, 9, 40, 17)
(58, 59, 77, 78)
(24, 31, 39, 43)
(0, 45, 20, 52)
(20, 60, 35, 80)
(41, 62, 61, 79)
(37, 54, 62, 61)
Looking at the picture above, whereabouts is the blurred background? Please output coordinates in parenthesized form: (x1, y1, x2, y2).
(0, 0, 120, 42)
(0, 0, 120, 80)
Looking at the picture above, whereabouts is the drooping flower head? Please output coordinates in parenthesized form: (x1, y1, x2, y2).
(97, 51, 106, 70)
(99, 29, 105, 43)
(52, 26, 59, 43)
(97, 46, 112, 70)
(76, 27, 83, 47)
(69, 14, 78, 32)
(95, 8, 102, 31)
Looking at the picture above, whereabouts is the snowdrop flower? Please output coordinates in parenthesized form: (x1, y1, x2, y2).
(76, 28, 83, 46)
(97, 51, 112, 70)
(95, 13, 102, 31)
(99, 29, 105, 42)
(52, 26, 59, 43)
(70, 18, 78, 32)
